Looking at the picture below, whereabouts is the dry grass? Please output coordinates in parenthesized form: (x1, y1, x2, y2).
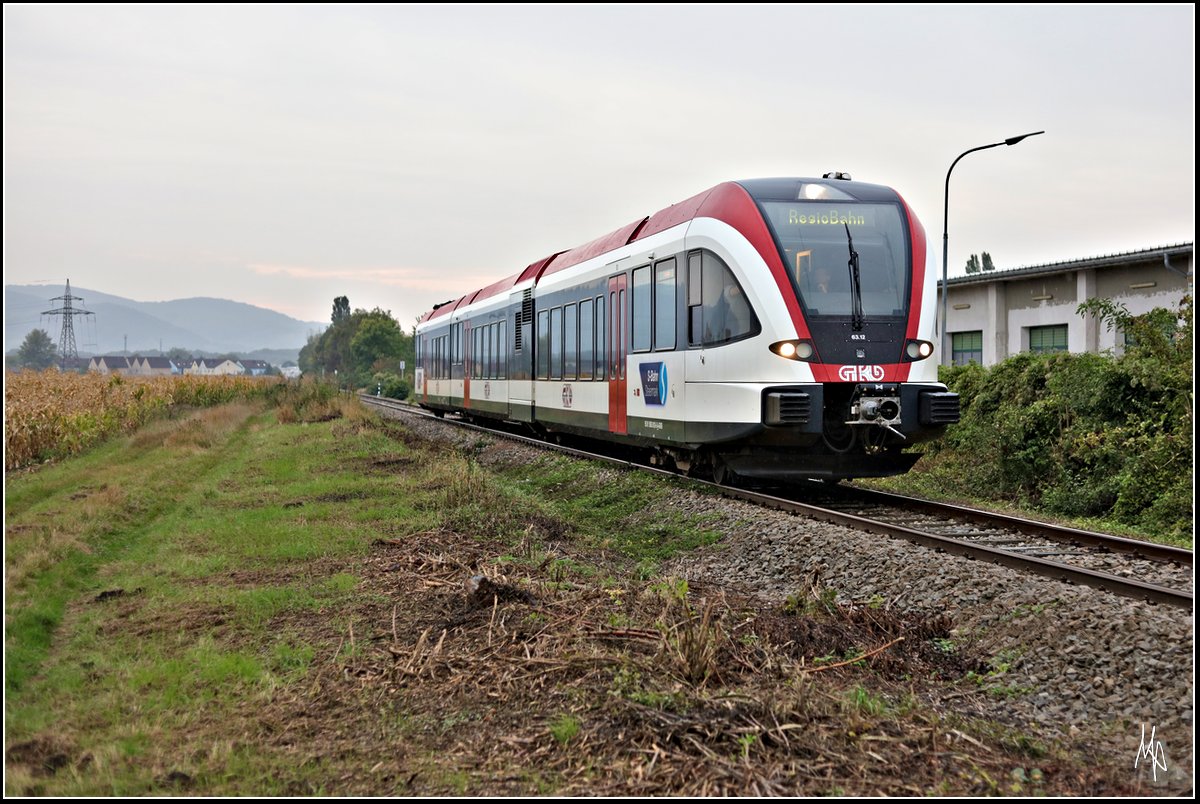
(4, 370, 276, 469)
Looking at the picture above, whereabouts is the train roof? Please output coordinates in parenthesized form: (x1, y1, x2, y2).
(736, 177, 900, 203)
(418, 177, 902, 325)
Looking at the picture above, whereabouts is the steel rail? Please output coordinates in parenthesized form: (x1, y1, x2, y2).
(828, 485, 1193, 566)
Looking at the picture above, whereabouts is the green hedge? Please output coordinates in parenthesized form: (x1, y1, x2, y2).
(918, 297, 1192, 543)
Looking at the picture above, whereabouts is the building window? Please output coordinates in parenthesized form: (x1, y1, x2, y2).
(1029, 324, 1068, 354)
(951, 331, 983, 366)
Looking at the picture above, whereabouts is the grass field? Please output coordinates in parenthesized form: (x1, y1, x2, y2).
(4, 398, 1153, 795)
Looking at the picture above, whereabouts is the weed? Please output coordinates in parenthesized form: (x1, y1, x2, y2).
(666, 598, 723, 686)
(845, 686, 889, 717)
(550, 714, 580, 745)
(609, 667, 682, 711)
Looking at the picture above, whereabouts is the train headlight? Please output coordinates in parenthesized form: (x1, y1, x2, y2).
(904, 340, 935, 360)
(770, 340, 815, 361)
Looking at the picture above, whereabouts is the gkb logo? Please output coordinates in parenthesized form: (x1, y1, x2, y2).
(639, 362, 668, 406)
(838, 364, 885, 382)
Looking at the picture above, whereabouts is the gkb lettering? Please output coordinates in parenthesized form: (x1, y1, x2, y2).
(838, 365, 885, 382)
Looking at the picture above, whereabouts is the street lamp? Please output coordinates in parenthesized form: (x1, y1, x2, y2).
(941, 131, 1044, 364)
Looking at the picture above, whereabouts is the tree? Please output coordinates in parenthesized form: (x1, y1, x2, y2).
(964, 254, 981, 274)
(17, 329, 57, 370)
(167, 347, 193, 364)
(332, 296, 351, 324)
(351, 315, 406, 373)
(981, 252, 995, 272)
(301, 297, 414, 389)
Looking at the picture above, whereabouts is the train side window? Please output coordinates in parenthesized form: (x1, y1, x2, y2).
(689, 250, 759, 347)
(481, 327, 489, 379)
(564, 303, 578, 380)
(579, 299, 594, 380)
(550, 306, 563, 380)
(491, 322, 500, 379)
(688, 253, 703, 345)
(654, 258, 677, 351)
(595, 296, 605, 380)
(498, 321, 507, 379)
(537, 310, 550, 379)
(480, 323, 488, 380)
(632, 266, 651, 352)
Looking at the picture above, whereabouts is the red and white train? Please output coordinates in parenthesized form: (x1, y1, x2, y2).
(414, 176, 959, 482)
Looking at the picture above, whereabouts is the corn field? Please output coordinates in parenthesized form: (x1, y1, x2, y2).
(4, 371, 279, 470)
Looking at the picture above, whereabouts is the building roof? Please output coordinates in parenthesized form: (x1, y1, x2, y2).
(941, 243, 1192, 288)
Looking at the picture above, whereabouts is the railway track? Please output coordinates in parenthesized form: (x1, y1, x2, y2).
(360, 394, 1193, 609)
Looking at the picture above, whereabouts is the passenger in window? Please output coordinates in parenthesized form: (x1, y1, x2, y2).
(724, 283, 751, 338)
(813, 267, 832, 294)
(705, 283, 749, 343)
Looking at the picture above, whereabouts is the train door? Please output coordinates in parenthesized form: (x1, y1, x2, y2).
(607, 274, 627, 435)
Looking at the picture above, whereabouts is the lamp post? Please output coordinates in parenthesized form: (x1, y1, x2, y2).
(941, 131, 1044, 364)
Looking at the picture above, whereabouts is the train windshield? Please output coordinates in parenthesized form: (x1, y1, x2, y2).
(760, 202, 909, 319)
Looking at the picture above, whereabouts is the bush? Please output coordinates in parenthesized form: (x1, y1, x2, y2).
(372, 371, 411, 400)
(923, 298, 1192, 542)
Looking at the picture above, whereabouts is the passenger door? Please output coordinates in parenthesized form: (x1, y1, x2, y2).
(607, 274, 627, 435)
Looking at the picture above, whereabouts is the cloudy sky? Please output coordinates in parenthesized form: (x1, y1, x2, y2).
(4, 5, 1194, 330)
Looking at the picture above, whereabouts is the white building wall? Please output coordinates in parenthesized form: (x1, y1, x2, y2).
(939, 246, 1192, 365)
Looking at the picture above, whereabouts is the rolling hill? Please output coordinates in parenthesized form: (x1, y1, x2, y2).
(5, 284, 325, 357)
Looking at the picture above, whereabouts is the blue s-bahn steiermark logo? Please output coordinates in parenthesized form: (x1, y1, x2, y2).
(639, 362, 667, 406)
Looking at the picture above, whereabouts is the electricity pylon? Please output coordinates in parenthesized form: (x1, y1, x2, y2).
(41, 279, 95, 370)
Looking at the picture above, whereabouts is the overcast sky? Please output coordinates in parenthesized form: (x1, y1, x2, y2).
(4, 4, 1194, 331)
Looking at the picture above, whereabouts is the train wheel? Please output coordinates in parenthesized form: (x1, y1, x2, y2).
(712, 457, 738, 487)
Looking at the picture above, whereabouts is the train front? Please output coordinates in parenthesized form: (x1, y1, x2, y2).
(721, 177, 959, 479)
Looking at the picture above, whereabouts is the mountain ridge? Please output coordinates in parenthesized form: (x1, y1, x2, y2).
(4, 284, 326, 355)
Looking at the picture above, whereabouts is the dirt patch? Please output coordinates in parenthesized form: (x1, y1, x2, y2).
(92, 587, 144, 603)
(5, 735, 79, 778)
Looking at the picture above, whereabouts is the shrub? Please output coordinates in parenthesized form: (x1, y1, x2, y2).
(925, 297, 1192, 542)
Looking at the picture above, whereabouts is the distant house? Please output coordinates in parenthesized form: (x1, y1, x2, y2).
(280, 366, 302, 380)
(127, 356, 177, 376)
(185, 358, 242, 376)
(87, 356, 132, 375)
(239, 359, 271, 376)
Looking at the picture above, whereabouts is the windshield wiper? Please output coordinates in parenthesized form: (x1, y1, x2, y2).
(845, 223, 864, 331)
